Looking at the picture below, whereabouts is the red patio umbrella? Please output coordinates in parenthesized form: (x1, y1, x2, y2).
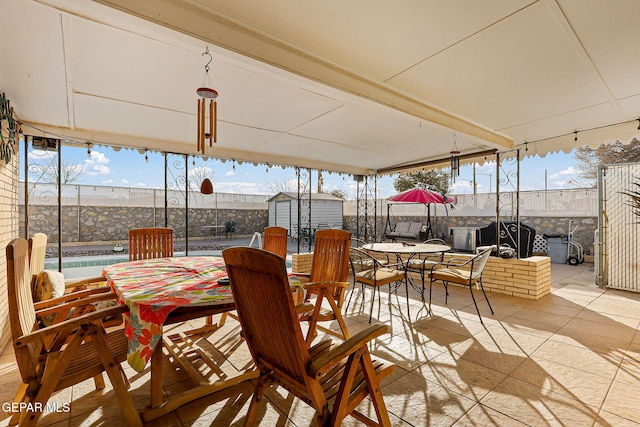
(387, 187, 454, 204)
(386, 187, 454, 240)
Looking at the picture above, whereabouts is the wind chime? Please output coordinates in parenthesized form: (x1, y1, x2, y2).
(450, 133, 460, 182)
(196, 47, 217, 154)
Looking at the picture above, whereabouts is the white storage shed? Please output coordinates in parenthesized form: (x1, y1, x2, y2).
(267, 192, 344, 235)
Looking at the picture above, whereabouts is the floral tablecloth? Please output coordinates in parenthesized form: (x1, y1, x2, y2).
(104, 256, 303, 372)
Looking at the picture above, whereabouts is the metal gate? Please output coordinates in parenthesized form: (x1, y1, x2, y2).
(597, 162, 640, 291)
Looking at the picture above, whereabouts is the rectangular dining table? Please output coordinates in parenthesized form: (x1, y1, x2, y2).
(103, 255, 304, 422)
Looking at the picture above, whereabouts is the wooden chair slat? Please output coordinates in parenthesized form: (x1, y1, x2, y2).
(222, 247, 394, 426)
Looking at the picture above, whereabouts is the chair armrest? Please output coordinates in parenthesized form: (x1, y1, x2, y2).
(33, 287, 114, 310)
(290, 272, 311, 283)
(35, 292, 119, 317)
(381, 262, 405, 271)
(445, 256, 475, 267)
(295, 302, 315, 314)
(303, 281, 350, 293)
(64, 275, 107, 290)
(308, 323, 388, 379)
(15, 304, 128, 348)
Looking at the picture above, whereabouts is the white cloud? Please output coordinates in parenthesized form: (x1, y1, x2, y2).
(450, 180, 473, 194)
(189, 166, 213, 177)
(120, 179, 130, 185)
(225, 170, 235, 177)
(214, 181, 271, 195)
(102, 179, 114, 184)
(83, 151, 111, 176)
(550, 167, 577, 179)
(27, 149, 56, 160)
(549, 180, 574, 189)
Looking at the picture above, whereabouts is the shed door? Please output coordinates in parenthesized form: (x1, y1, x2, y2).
(598, 162, 640, 292)
(274, 200, 292, 233)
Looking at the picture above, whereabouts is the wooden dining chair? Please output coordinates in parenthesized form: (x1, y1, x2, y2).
(220, 226, 289, 327)
(222, 246, 395, 426)
(295, 228, 352, 344)
(262, 226, 288, 258)
(5, 238, 141, 427)
(29, 233, 109, 295)
(428, 246, 495, 322)
(128, 227, 174, 261)
(28, 233, 122, 329)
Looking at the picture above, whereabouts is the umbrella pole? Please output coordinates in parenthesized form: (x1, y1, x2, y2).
(385, 203, 393, 240)
(426, 204, 433, 240)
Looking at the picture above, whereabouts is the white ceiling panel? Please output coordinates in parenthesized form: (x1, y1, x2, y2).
(500, 102, 623, 146)
(71, 17, 202, 112)
(0, 1, 70, 127)
(2, 0, 640, 176)
(559, 0, 640, 99)
(387, 1, 609, 134)
(264, 133, 392, 170)
(73, 93, 194, 143)
(198, 0, 535, 82)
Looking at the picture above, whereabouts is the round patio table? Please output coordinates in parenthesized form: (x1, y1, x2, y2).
(362, 242, 450, 255)
(362, 242, 451, 303)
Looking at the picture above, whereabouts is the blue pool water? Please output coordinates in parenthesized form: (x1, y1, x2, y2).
(46, 251, 291, 278)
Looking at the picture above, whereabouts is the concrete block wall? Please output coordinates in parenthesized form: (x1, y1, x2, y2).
(291, 252, 313, 274)
(302, 246, 551, 301)
(425, 253, 551, 300)
(474, 255, 551, 300)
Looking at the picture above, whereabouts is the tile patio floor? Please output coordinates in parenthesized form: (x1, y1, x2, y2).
(1, 262, 639, 426)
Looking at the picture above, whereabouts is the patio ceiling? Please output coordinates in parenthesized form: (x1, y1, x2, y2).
(2, 0, 640, 175)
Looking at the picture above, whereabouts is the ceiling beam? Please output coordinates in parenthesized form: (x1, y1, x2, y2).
(92, 0, 514, 150)
(377, 149, 498, 175)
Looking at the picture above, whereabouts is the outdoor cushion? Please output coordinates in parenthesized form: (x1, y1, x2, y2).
(34, 270, 65, 302)
(406, 259, 439, 270)
(388, 221, 422, 239)
(430, 268, 480, 281)
(356, 267, 404, 281)
(393, 222, 410, 234)
(407, 222, 422, 235)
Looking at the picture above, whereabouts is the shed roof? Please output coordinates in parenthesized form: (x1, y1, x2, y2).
(267, 192, 344, 203)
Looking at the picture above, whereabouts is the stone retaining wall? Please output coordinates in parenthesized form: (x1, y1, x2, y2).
(344, 215, 596, 256)
(20, 204, 595, 256)
(20, 205, 268, 242)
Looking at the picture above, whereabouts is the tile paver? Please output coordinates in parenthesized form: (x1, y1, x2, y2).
(2, 261, 640, 426)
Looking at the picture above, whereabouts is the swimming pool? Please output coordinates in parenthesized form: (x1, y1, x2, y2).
(47, 251, 292, 279)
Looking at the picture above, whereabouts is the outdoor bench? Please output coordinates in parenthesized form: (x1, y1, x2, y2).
(385, 221, 422, 241)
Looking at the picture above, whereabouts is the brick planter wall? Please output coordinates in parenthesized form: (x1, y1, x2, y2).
(437, 253, 551, 300)
(298, 249, 551, 301)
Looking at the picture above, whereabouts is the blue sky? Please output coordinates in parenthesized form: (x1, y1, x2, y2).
(24, 144, 586, 199)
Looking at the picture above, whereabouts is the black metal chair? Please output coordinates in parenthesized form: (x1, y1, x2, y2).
(428, 246, 495, 322)
(347, 248, 407, 322)
(224, 221, 236, 239)
(405, 238, 447, 302)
